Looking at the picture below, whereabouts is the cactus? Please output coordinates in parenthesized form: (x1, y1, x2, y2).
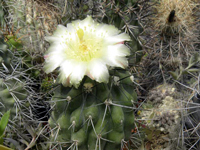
(133, 1, 200, 149)
(2, 0, 60, 54)
(0, 7, 49, 148)
(0, 25, 30, 121)
(48, 70, 137, 149)
(184, 92, 200, 149)
(6, 0, 200, 150)
(0, 38, 26, 149)
(136, 84, 185, 149)
(136, 0, 200, 89)
(1, 0, 199, 149)
(0, 77, 28, 119)
(40, 0, 143, 149)
(0, 34, 28, 118)
(0, 35, 50, 150)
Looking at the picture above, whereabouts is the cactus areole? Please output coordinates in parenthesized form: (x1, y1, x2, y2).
(44, 16, 131, 88)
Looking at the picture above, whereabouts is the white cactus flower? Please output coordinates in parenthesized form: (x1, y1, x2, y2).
(44, 16, 131, 88)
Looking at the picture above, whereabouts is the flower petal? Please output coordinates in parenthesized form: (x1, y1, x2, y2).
(80, 15, 94, 27)
(87, 59, 109, 83)
(105, 33, 131, 44)
(44, 54, 64, 74)
(45, 25, 67, 43)
(58, 60, 74, 87)
(97, 24, 120, 36)
(43, 44, 66, 73)
(69, 62, 87, 88)
(45, 43, 65, 54)
(45, 24, 77, 44)
(103, 44, 130, 69)
(107, 44, 130, 57)
(105, 55, 129, 69)
(44, 56, 62, 73)
(58, 71, 71, 87)
(61, 60, 75, 77)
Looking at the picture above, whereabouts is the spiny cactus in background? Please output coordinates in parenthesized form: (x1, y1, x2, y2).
(0, 35, 50, 150)
(182, 80, 200, 150)
(0, 7, 50, 149)
(136, 84, 185, 149)
(2, 0, 60, 54)
(0, 36, 12, 70)
(0, 74, 28, 119)
(152, 0, 198, 36)
(133, 0, 200, 149)
(135, 0, 200, 89)
(141, 84, 180, 132)
(0, 38, 25, 148)
(0, 31, 28, 120)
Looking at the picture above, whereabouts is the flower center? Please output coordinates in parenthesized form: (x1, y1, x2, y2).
(79, 42, 89, 54)
(73, 28, 102, 62)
